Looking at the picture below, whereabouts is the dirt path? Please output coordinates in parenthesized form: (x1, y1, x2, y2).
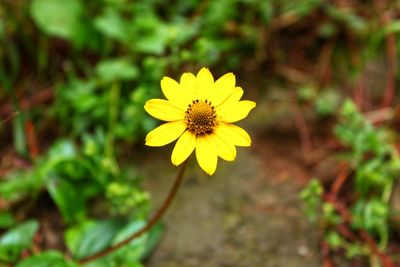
(140, 99, 323, 267)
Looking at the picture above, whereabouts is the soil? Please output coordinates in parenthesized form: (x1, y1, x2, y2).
(139, 93, 324, 267)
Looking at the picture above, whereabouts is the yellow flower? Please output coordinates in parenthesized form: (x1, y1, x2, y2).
(144, 68, 256, 175)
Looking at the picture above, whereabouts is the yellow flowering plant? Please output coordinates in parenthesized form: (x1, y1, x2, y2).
(76, 68, 255, 264)
(144, 67, 256, 175)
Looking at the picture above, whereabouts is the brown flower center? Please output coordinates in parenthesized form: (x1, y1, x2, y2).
(184, 99, 217, 135)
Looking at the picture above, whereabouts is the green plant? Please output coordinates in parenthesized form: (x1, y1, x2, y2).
(0, 135, 154, 266)
(301, 100, 400, 264)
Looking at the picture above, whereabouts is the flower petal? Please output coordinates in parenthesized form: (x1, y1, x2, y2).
(180, 72, 197, 99)
(144, 99, 185, 121)
(217, 87, 244, 107)
(161, 77, 191, 109)
(210, 73, 236, 106)
(171, 130, 196, 166)
(145, 121, 186, 147)
(195, 68, 214, 100)
(196, 134, 218, 175)
(216, 123, 252, 147)
(217, 100, 256, 123)
(209, 132, 236, 161)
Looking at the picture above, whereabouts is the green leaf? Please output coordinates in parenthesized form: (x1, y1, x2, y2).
(95, 58, 139, 83)
(325, 231, 343, 249)
(46, 177, 85, 224)
(16, 251, 78, 267)
(0, 220, 39, 262)
(140, 223, 163, 260)
(112, 220, 145, 245)
(315, 89, 341, 116)
(0, 170, 37, 201)
(65, 219, 125, 259)
(259, 0, 273, 24)
(30, 0, 84, 41)
(0, 212, 15, 228)
(94, 8, 130, 43)
(129, 15, 169, 55)
(47, 140, 77, 161)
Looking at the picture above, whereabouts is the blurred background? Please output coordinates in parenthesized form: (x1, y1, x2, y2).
(1, 0, 400, 266)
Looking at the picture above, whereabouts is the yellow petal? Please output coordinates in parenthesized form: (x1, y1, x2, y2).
(196, 134, 218, 175)
(217, 87, 244, 107)
(217, 100, 256, 123)
(209, 132, 236, 161)
(144, 99, 185, 121)
(195, 68, 214, 100)
(210, 73, 235, 106)
(180, 72, 197, 99)
(145, 121, 186, 147)
(196, 67, 214, 85)
(216, 123, 252, 147)
(171, 130, 196, 166)
(160, 77, 190, 109)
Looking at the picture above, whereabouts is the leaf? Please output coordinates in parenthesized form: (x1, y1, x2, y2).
(129, 14, 169, 55)
(30, 0, 84, 41)
(325, 231, 343, 249)
(47, 140, 77, 161)
(0, 170, 37, 201)
(16, 251, 78, 267)
(140, 223, 164, 260)
(94, 8, 130, 43)
(0, 211, 15, 228)
(315, 89, 341, 116)
(46, 177, 86, 224)
(65, 219, 125, 259)
(95, 58, 139, 83)
(259, 0, 274, 24)
(0, 220, 39, 262)
(112, 220, 145, 245)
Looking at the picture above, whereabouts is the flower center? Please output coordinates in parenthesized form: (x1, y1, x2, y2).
(184, 99, 217, 135)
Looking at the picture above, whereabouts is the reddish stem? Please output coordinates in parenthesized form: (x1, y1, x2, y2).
(78, 161, 188, 265)
(322, 241, 334, 267)
(25, 120, 39, 159)
(329, 163, 350, 200)
(290, 97, 312, 164)
(372, 0, 397, 108)
(324, 196, 395, 267)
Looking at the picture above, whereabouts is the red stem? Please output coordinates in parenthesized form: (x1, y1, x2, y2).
(78, 160, 188, 265)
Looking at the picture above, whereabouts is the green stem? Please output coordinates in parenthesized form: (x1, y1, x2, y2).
(0, 66, 26, 156)
(38, 35, 48, 74)
(77, 160, 188, 265)
(105, 81, 120, 174)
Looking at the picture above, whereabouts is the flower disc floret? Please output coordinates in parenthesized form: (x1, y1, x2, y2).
(185, 99, 217, 135)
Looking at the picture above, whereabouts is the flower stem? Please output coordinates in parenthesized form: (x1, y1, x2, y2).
(78, 160, 188, 265)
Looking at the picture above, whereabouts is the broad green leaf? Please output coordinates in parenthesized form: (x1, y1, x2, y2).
(0, 170, 36, 201)
(95, 59, 139, 83)
(0, 220, 39, 262)
(47, 140, 77, 161)
(129, 15, 169, 55)
(140, 223, 164, 260)
(30, 0, 84, 41)
(46, 177, 85, 223)
(65, 219, 125, 259)
(94, 8, 130, 43)
(112, 220, 145, 245)
(16, 251, 78, 267)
